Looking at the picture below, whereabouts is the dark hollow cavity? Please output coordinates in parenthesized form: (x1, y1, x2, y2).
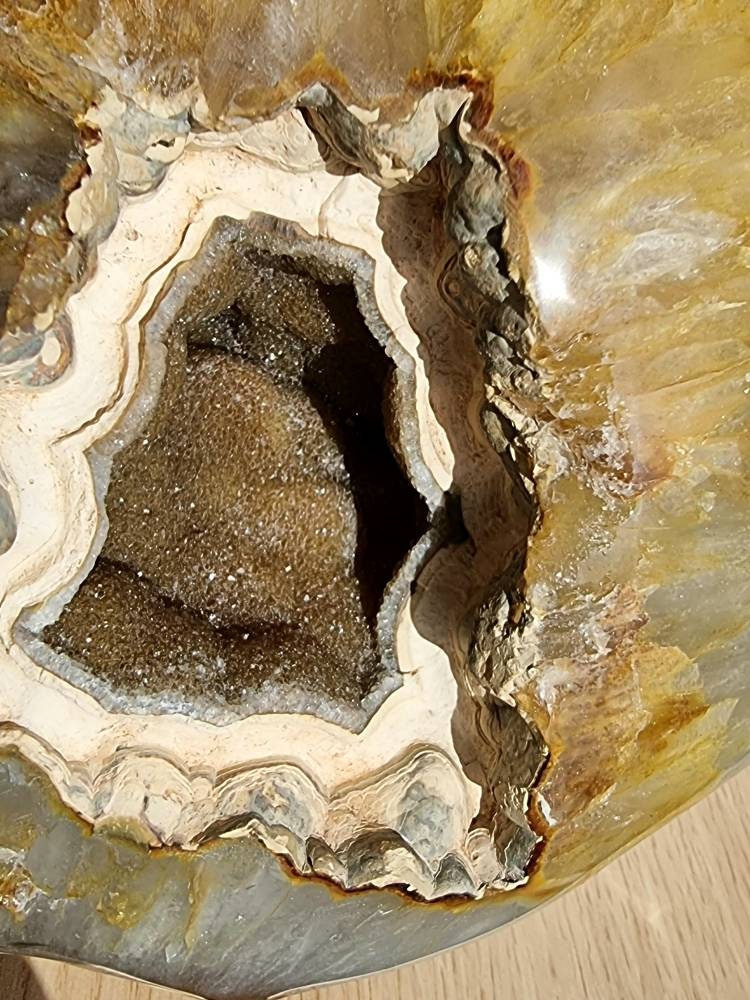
(40, 234, 427, 725)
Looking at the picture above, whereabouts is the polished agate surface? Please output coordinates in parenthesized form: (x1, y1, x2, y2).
(0, 2, 747, 997)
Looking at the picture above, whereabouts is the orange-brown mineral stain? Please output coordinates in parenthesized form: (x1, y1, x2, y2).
(64, 864, 157, 930)
(471, 130, 534, 204)
(0, 809, 38, 853)
(637, 693, 709, 759)
(409, 64, 494, 129)
(0, 864, 39, 922)
(517, 638, 723, 898)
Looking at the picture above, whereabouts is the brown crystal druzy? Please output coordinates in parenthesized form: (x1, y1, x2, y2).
(43, 234, 427, 719)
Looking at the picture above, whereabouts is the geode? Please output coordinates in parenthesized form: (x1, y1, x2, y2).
(0, 3, 747, 998)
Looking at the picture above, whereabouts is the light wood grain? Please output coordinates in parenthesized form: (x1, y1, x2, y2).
(2, 767, 749, 1000)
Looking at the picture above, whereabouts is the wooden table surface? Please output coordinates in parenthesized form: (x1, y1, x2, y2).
(2, 767, 748, 1000)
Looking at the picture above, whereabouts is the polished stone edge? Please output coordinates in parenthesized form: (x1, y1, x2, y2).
(0, 752, 531, 999)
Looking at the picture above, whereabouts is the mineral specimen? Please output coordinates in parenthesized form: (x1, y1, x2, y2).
(0, 2, 747, 997)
